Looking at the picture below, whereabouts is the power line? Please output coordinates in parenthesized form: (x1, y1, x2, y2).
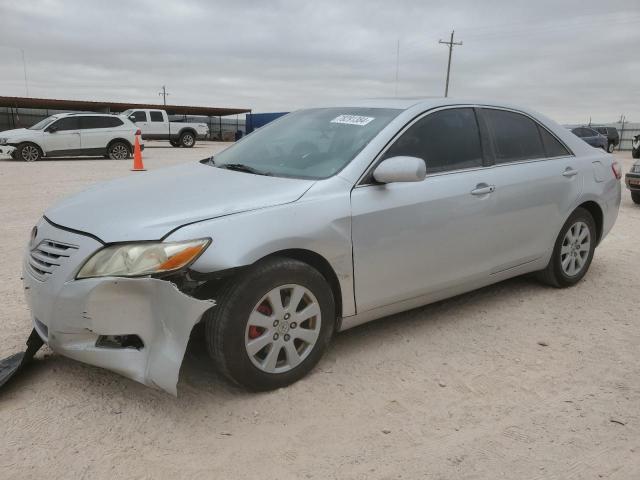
(158, 85, 170, 105)
(439, 30, 463, 98)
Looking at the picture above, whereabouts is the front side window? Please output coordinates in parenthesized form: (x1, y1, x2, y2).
(131, 111, 147, 122)
(382, 107, 483, 174)
(483, 109, 545, 163)
(150, 111, 164, 122)
(50, 117, 80, 131)
(212, 107, 401, 179)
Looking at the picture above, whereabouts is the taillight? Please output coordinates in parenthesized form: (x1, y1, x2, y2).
(135, 129, 141, 136)
(611, 161, 622, 180)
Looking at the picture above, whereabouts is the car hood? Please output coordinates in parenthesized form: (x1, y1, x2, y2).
(45, 162, 316, 242)
(0, 128, 33, 139)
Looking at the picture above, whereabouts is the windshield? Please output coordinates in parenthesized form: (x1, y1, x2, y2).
(213, 107, 401, 179)
(28, 116, 58, 130)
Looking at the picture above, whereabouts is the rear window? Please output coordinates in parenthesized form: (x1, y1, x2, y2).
(483, 109, 545, 163)
(80, 116, 124, 129)
(150, 111, 164, 122)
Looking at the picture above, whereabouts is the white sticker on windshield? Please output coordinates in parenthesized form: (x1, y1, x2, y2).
(331, 115, 375, 126)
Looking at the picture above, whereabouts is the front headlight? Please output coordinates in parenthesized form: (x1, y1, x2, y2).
(76, 238, 210, 279)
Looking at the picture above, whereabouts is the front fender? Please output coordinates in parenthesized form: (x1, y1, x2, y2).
(164, 180, 356, 316)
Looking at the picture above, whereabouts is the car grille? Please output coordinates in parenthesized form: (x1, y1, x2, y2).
(28, 239, 79, 280)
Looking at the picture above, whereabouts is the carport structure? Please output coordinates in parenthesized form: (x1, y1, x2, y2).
(0, 96, 251, 140)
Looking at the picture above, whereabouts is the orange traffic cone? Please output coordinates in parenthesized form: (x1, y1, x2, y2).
(131, 133, 146, 171)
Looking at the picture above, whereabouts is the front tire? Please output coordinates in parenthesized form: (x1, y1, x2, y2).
(633, 148, 640, 159)
(537, 207, 596, 288)
(180, 131, 196, 148)
(205, 257, 335, 390)
(607, 142, 615, 153)
(17, 143, 41, 162)
(632, 192, 640, 205)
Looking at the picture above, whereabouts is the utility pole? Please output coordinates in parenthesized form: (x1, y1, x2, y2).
(158, 85, 170, 105)
(439, 30, 463, 98)
(21, 49, 29, 97)
(394, 39, 400, 97)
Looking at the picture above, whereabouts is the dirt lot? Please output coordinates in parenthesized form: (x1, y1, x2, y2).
(1, 142, 638, 479)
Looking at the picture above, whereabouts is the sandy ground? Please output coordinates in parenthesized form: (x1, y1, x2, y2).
(0, 142, 638, 479)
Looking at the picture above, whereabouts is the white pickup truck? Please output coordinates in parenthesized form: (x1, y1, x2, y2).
(122, 109, 209, 148)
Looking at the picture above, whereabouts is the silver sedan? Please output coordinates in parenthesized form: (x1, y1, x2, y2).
(23, 99, 621, 394)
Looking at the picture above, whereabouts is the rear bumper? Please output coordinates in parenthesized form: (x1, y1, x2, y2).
(626, 172, 640, 192)
(22, 218, 215, 395)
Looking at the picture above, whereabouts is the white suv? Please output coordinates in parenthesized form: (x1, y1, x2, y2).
(0, 113, 141, 162)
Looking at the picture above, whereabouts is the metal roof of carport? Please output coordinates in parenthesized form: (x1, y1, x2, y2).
(0, 96, 251, 116)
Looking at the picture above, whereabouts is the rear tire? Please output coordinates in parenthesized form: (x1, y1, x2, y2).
(107, 141, 131, 160)
(204, 257, 335, 391)
(537, 207, 596, 288)
(17, 143, 41, 162)
(180, 131, 196, 148)
(632, 192, 640, 205)
(607, 142, 615, 153)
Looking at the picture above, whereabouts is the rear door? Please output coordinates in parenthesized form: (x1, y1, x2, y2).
(80, 116, 124, 152)
(478, 108, 581, 272)
(146, 110, 169, 138)
(43, 117, 81, 155)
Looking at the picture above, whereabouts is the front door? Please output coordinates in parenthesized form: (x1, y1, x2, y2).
(43, 117, 81, 155)
(351, 107, 496, 313)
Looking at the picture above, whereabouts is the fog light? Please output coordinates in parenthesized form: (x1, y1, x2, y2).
(96, 335, 144, 350)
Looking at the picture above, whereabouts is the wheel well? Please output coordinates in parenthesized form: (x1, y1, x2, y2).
(180, 128, 197, 138)
(265, 249, 343, 320)
(107, 138, 132, 152)
(577, 201, 603, 244)
(18, 141, 43, 155)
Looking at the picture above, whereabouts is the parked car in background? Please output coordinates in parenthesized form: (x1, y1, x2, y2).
(625, 159, 640, 204)
(632, 133, 640, 159)
(593, 126, 620, 153)
(22, 99, 621, 394)
(571, 126, 608, 151)
(122, 109, 208, 148)
(0, 113, 140, 162)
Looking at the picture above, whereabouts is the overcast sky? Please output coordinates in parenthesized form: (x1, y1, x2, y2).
(0, 0, 639, 122)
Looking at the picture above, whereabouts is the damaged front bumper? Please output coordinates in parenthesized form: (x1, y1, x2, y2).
(0, 145, 16, 156)
(22, 218, 215, 395)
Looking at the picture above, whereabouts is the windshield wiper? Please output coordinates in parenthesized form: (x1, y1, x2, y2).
(219, 163, 271, 176)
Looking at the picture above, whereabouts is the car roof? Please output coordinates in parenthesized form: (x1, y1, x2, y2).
(52, 112, 120, 118)
(315, 97, 546, 115)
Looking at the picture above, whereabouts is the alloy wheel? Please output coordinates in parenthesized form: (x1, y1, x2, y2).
(21, 145, 39, 162)
(560, 221, 590, 276)
(109, 143, 129, 160)
(182, 134, 194, 146)
(244, 284, 321, 374)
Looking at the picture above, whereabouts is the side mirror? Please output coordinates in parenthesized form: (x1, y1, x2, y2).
(372, 156, 426, 184)
(46, 125, 58, 133)
(129, 116, 137, 123)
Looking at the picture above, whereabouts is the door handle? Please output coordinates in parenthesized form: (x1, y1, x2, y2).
(470, 184, 495, 196)
(562, 168, 578, 178)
